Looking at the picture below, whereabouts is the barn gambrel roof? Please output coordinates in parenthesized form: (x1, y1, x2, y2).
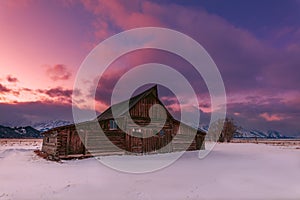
(97, 85, 160, 121)
(96, 85, 206, 135)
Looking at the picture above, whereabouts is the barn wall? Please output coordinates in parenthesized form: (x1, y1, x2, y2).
(126, 99, 174, 154)
(125, 93, 176, 154)
(42, 121, 205, 158)
(171, 121, 204, 152)
(56, 129, 69, 157)
(199, 134, 205, 150)
(76, 120, 126, 155)
(41, 135, 57, 156)
(41, 89, 206, 158)
(68, 129, 85, 155)
(129, 94, 167, 120)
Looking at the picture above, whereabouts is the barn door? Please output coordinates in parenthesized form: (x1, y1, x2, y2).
(141, 129, 158, 154)
(196, 134, 202, 150)
(57, 133, 68, 157)
(127, 130, 143, 153)
(156, 129, 172, 153)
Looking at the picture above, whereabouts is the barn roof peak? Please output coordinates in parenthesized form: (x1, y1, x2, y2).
(97, 84, 159, 121)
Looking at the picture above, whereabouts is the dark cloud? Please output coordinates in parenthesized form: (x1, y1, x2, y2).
(85, 0, 300, 95)
(46, 64, 72, 81)
(6, 75, 19, 83)
(34, 87, 83, 104)
(35, 87, 82, 105)
(0, 101, 97, 127)
(0, 84, 20, 97)
(0, 102, 73, 126)
(43, 87, 73, 98)
(21, 87, 32, 92)
(0, 83, 11, 93)
(93, 49, 208, 107)
(37, 87, 82, 98)
(94, 75, 118, 106)
(227, 96, 300, 136)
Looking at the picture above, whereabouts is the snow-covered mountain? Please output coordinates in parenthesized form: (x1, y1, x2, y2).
(33, 120, 72, 133)
(0, 125, 41, 138)
(200, 125, 291, 139)
(234, 128, 290, 139)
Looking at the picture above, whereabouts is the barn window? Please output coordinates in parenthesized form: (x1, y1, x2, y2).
(132, 128, 141, 133)
(46, 137, 50, 143)
(109, 120, 118, 130)
(159, 130, 165, 136)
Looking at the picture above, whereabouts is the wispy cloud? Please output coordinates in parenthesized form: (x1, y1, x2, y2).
(260, 113, 284, 122)
(41, 87, 73, 98)
(36, 87, 81, 104)
(46, 64, 72, 81)
(6, 75, 19, 83)
(0, 83, 11, 94)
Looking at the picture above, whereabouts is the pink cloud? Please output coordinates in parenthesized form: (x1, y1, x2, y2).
(80, 0, 272, 92)
(80, 0, 169, 28)
(259, 112, 284, 122)
(39, 87, 73, 98)
(46, 64, 72, 81)
(34, 87, 83, 105)
(0, 83, 11, 94)
(6, 75, 19, 83)
(81, 0, 164, 41)
(165, 103, 181, 113)
(83, 0, 299, 100)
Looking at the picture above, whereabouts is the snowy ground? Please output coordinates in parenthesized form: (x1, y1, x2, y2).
(0, 141, 299, 200)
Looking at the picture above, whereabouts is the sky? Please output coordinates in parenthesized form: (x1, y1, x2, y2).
(0, 0, 299, 136)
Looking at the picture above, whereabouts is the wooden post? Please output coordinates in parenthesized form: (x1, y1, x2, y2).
(66, 130, 70, 156)
(84, 131, 87, 155)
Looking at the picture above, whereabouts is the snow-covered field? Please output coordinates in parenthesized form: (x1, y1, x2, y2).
(0, 141, 299, 200)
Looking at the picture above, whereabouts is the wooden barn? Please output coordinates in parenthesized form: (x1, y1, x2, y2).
(42, 85, 206, 159)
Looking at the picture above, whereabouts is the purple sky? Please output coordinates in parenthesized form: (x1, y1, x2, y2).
(0, 0, 299, 136)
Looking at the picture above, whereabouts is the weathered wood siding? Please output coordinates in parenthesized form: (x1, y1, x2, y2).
(125, 93, 175, 154)
(41, 134, 57, 156)
(129, 94, 166, 119)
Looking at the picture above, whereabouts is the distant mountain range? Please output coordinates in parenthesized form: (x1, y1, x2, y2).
(0, 119, 297, 139)
(33, 120, 72, 133)
(234, 128, 293, 139)
(0, 125, 41, 138)
(200, 125, 295, 139)
(0, 120, 72, 139)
